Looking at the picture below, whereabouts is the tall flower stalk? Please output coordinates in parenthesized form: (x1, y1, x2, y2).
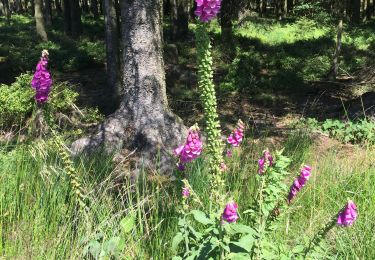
(195, 21, 225, 203)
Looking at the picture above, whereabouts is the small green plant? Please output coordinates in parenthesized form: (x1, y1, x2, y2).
(0, 72, 102, 134)
(302, 117, 375, 144)
(83, 212, 136, 259)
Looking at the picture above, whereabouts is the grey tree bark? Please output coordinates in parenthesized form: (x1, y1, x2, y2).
(35, 0, 48, 41)
(71, 0, 186, 173)
(104, 0, 121, 106)
(44, 0, 52, 26)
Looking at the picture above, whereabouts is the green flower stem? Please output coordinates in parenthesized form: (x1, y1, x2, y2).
(196, 22, 225, 204)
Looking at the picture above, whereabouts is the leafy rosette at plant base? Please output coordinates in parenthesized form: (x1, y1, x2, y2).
(337, 200, 358, 227)
(288, 165, 312, 203)
(174, 125, 203, 170)
(194, 0, 222, 22)
(31, 50, 53, 104)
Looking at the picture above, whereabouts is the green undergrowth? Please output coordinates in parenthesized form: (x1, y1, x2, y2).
(0, 131, 374, 258)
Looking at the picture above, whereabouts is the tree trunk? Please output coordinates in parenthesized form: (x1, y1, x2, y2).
(69, 0, 81, 38)
(63, 0, 71, 34)
(2, 0, 10, 23)
(35, 0, 48, 41)
(366, 0, 373, 18)
(71, 0, 186, 173)
(221, 0, 233, 42)
(352, 0, 360, 23)
(44, 0, 52, 26)
(170, 0, 189, 40)
(104, 0, 121, 107)
(328, 4, 344, 80)
(31, 0, 35, 15)
(55, 0, 62, 14)
(91, 0, 98, 17)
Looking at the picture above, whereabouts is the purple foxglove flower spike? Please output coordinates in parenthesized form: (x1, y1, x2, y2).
(195, 0, 222, 22)
(287, 165, 312, 203)
(31, 50, 53, 104)
(182, 187, 190, 198)
(337, 200, 358, 226)
(222, 201, 239, 223)
(227, 120, 245, 147)
(174, 125, 203, 170)
(258, 149, 273, 175)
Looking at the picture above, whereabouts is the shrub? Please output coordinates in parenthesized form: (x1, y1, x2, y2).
(0, 72, 102, 132)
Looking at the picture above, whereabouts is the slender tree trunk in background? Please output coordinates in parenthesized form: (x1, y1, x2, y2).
(170, 0, 189, 40)
(346, 0, 352, 18)
(2, 0, 10, 23)
(35, 0, 48, 41)
(221, 0, 233, 43)
(98, 0, 102, 15)
(44, 0, 52, 26)
(91, 0, 98, 17)
(81, 0, 88, 12)
(329, 4, 344, 81)
(366, 0, 373, 18)
(25, 0, 29, 12)
(275, 0, 281, 20)
(63, 0, 71, 34)
(287, 0, 293, 13)
(31, 0, 35, 15)
(352, 0, 360, 23)
(15, 0, 24, 13)
(55, 0, 62, 13)
(72, 0, 186, 173)
(104, 0, 121, 106)
(262, 0, 267, 16)
(69, 0, 81, 38)
(282, 0, 287, 18)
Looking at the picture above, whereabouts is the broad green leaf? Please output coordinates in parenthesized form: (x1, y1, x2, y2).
(229, 224, 257, 235)
(191, 210, 212, 225)
(171, 232, 184, 252)
(227, 252, 251, 260)
(231, 234, 255, 252)
(120, 214, 135, 234)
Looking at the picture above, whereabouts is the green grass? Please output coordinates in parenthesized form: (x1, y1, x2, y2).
(1, 131, 374, 258)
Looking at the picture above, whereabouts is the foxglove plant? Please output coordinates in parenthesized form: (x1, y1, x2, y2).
(174, 124, 203, 171)
(227, 119, 245, 147)
(258, 149, 273, 174)
(337, 200, 358, 226)
(31, 50, 53, 104)
(195, 0, 221, 22)
(288, 165, 312, 203)
(195, 0, 225, 202)
(221, 201, 239, 223)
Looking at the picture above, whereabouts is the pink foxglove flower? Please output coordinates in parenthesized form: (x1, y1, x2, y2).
(337, 200, 358, 226)
(226, 149, 232, 157)
(174, 125, 203, 170)
(222, 201, 239, 223)
(182, 187, 190, 198)
(31, 50, 53, 104)
(220, 162, 227, 172)
(287, 165, 312, 203)
(227, 120, 245, 147)
(258, 150, 273, 175)
(195, 0, 222, 22)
